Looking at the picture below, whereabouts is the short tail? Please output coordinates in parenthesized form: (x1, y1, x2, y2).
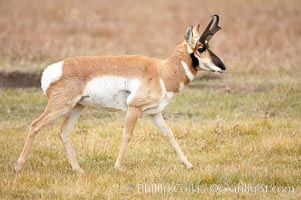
(41, 61, 63, 94)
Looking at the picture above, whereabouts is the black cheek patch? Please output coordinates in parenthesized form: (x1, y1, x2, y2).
(209, 50, 226, 70)
(190, 53, 199, 68)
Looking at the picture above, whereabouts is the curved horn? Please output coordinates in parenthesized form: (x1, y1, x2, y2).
(199, 15, 222, 44)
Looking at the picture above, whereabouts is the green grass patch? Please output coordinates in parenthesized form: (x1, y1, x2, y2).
(0, 77, 300, 199)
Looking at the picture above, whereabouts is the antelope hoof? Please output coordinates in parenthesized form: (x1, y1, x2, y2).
(73, 168, 85, 174)
(185, 163, 193, 170)
(14, 161, 24, 172)
(114, 163, 121, 172)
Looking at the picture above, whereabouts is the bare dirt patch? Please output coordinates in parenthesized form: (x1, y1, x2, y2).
(0, 71, 41, 88)
(0, 71, 222, 89)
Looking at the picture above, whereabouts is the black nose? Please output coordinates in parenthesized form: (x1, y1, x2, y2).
(209, 50, 226, 71)
(214, 56, 226, 71)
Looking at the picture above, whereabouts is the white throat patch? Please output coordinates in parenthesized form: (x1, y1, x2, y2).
(180, 61, 195, 81)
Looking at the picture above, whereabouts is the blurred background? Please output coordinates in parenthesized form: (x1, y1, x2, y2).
(0, 0, 300, 78)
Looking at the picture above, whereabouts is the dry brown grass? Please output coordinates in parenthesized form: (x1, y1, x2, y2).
(1, 83, 300, 199)
(0, 0, 300, 77)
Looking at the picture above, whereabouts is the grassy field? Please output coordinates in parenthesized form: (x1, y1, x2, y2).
(1, 77, 300, 199)
(0, 0, 300, 199)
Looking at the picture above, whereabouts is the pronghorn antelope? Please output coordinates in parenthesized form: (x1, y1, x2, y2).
(15, 15, 225, 173)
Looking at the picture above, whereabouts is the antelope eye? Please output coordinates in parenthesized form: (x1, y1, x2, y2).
(198, 47, 206, 53)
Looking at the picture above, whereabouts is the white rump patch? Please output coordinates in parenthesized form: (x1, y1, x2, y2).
(180, 61, 195, 81)
(41, 61, 63, 94)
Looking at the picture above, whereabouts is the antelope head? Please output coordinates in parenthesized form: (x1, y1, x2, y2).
(185, 15, 226, 73)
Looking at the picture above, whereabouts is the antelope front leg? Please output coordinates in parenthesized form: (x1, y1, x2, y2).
(150, 113, 193, 169)
(114, 107, 141, 171)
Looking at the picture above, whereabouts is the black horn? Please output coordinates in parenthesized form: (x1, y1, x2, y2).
(199, 15, 222, 45)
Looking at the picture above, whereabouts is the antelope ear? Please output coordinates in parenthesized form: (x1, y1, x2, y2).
(193, 24, 200, 38)
(184, 25, 194, 45)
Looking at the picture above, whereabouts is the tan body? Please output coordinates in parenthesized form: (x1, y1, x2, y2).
(51, 48, 194, 114)
(15, 17, 225, 173)
(15, 43, 197, 173)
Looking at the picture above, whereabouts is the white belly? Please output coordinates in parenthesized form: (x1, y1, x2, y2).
(79, 76, 139, 112)
(78, 76, 174, 115)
